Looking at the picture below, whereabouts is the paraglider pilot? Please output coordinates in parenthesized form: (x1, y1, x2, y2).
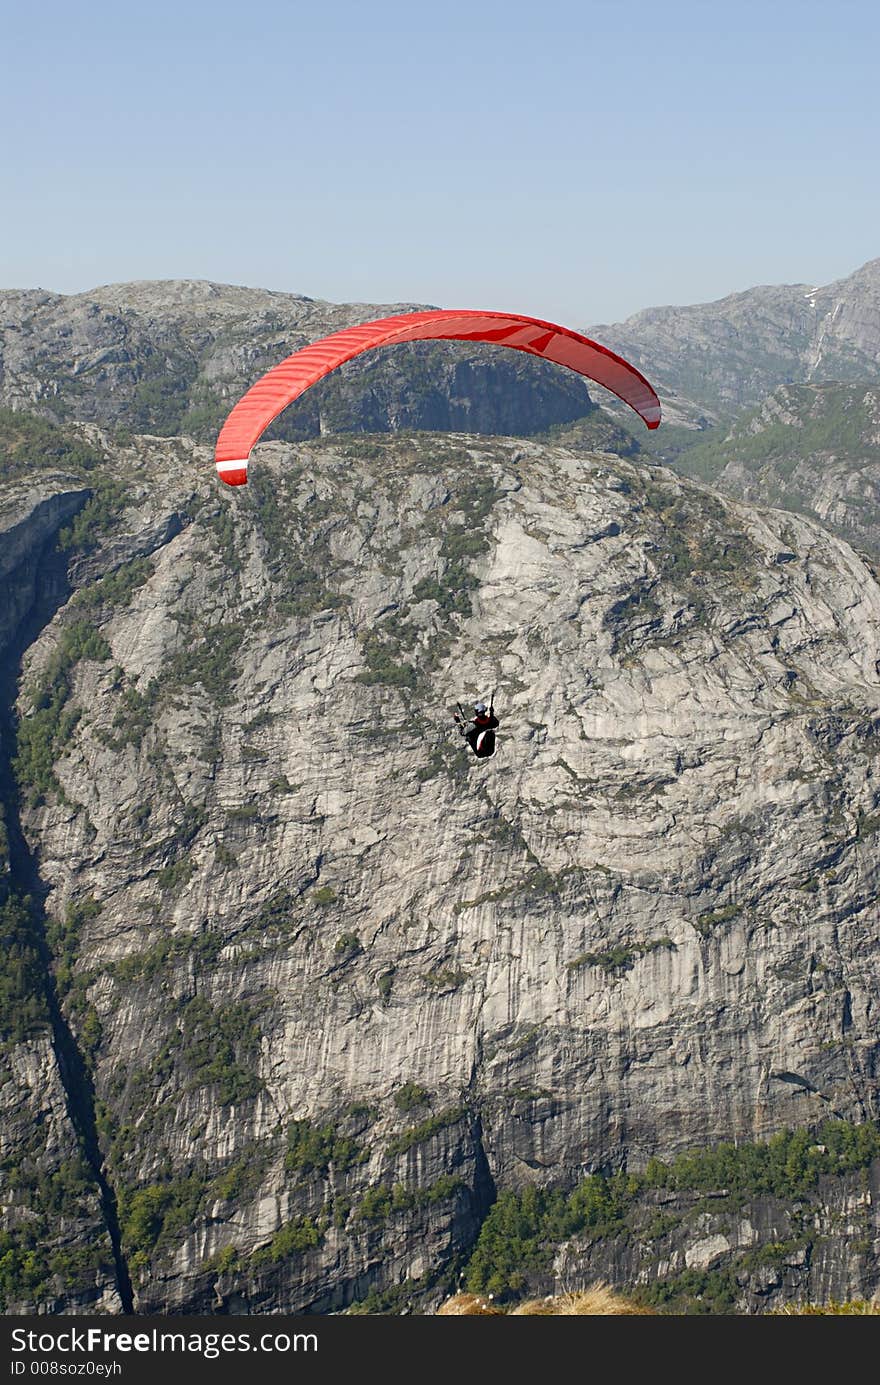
(455, 695, 498, 758)
(470, 700, 498, 734)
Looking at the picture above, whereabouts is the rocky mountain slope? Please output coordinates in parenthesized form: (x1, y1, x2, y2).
(2, 417, 879, 1313)
(588, 258, 880, 428)
(671, 382, 880, 560)
(583, 260, 880, 552)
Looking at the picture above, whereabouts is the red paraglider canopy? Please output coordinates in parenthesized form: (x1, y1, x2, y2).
(214, 308, 661, 485)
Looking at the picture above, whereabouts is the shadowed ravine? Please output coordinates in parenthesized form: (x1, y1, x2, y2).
(0, 528, 134, 1314)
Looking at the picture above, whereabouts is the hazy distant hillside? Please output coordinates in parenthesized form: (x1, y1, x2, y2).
(588, 258, 880, 428)
(670, 381, 880, 559)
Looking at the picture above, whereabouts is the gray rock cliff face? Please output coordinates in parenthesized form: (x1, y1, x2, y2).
(1, 425, 879, 1313)
(0, 484, 90, 653)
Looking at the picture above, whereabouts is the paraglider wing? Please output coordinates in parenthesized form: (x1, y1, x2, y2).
(214, 309, 661, 485)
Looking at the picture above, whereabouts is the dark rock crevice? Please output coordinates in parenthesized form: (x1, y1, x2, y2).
(470, 1111, 498, 1231)
(0, 521, 134, 1314)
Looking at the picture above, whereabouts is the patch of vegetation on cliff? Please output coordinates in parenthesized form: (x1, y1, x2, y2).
(602, 473, 763, 659)
(0, 408, 106, 479)
(354, 469, 504, 690)
(462, 1118, 880, 1306)
(43, 894, 103, 1066)
(333, 932, 360, 958)
(637, 475, 760, 585)
(0, 893, 49, 1046)
(179, 386, 228, 443)
(113, 1139, 278, 1273)
(172, 995, 268, 1106)
(412, 472, 502, 620)
(601, 581, 663, 656)
(354, 1175, 467, 1224)
(394, 1082, 431, 1113)
(0, 1147, 110, 1309)
(347, 1274, 441, 1315)
(116, 1133, 279, 1270)
(284, 1118, 368, 1180)
(58, 476, 129, 555)
(72, 556, 154, 613)
(109, 927, 225, 987)
(240, 888, 306, 947)
(466, 1177, 635, 1296)
(386, 1107, 466, 1158)
(355, 620, 420, 689)
(643, 1120, 880, 1199)
(161, 621, 245, 705)
(94, 679, 160, 751)
(632, 1265, 741, 1314)
(421, 965, 468, 992)
(245, 470, 348, 617)
(109, 993, 270, 1119)
(138, 803, 207, 894)
(415, 739, 469, 784)
(13, 621, 112, 804)
(250, 1216, 323, 1265)
(127, 348, 199, 436)
(454, 862, 583, 917)
(566, 937, 675, 974)
(694, 903, 741, 936)
(45, 895, 101, 1000)
(149, 1113, 411, 1278)
(632, 1238, 810, 1313)
(412, 495, 493, 617)
(119, 1173, 207, 1272)
(110, 891, 310, 977)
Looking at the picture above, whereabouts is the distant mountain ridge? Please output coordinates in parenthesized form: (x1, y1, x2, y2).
(0, 279, 605, 446)
(587, 258, 880, 425)
(4, 258, 880, 472)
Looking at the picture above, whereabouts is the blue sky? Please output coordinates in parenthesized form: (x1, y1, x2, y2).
(4, 0, 878, 324)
